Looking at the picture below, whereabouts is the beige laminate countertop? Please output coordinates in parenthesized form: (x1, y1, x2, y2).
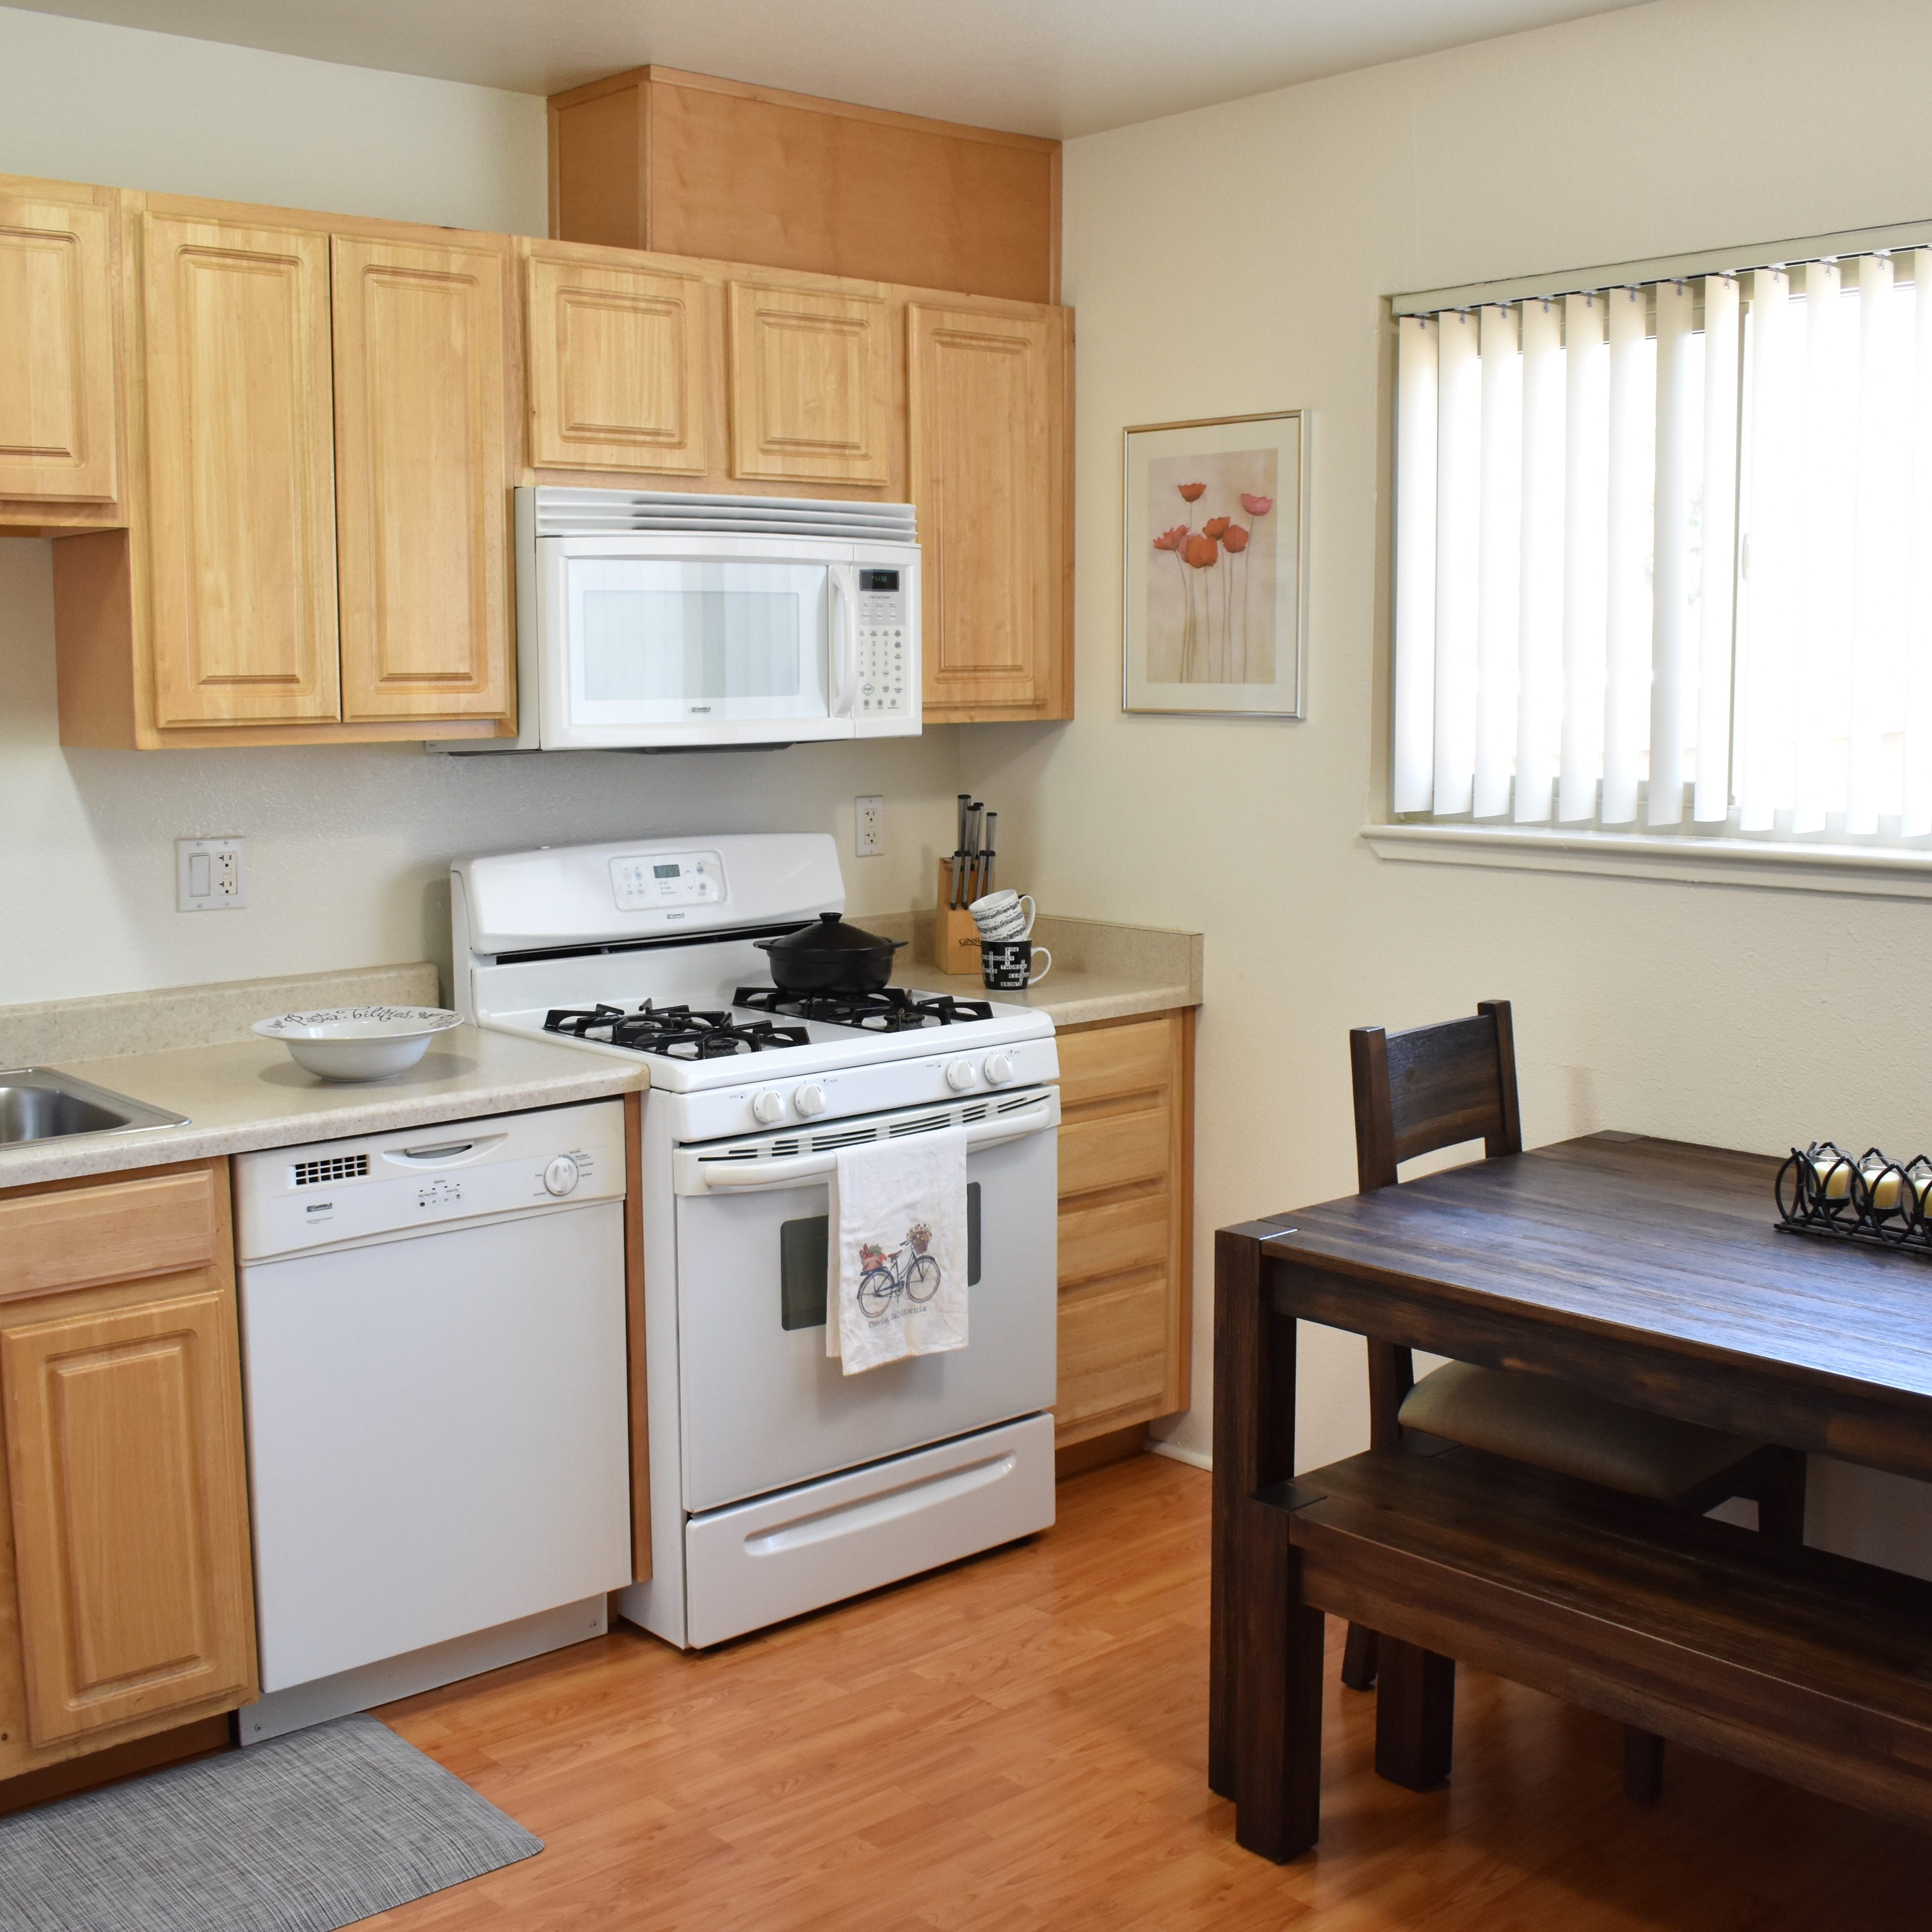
(0, 1027, 647, 1191)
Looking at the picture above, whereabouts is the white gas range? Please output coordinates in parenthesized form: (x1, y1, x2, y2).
(452, 833, 1059, 1649)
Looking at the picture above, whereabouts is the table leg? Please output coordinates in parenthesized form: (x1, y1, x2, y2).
(1375, 1637, 1455, 1790)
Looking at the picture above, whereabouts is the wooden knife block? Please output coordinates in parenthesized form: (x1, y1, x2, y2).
(935, 859, 988, 979)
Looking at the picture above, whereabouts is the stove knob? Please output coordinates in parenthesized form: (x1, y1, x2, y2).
(543, 1155, 581, 1197)
(752, 1090, 787, 1125)
(945, 1058, 977, 1093)
(795, 1083, 828, 1117)
(984, 1052, 1015, 1086)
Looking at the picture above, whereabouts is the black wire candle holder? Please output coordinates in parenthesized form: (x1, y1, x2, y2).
(1774, 1141, 1932, 1254)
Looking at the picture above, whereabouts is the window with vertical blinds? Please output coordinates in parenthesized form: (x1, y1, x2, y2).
(1392, 243, 1932, 849)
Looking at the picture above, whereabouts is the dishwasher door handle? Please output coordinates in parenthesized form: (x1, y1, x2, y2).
(383, 1132, 510, 1168)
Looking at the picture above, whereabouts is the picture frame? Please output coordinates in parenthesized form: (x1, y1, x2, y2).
(1121, 408, 1307, 718)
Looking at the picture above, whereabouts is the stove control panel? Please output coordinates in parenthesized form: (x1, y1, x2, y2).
(611, 850, 724, 912)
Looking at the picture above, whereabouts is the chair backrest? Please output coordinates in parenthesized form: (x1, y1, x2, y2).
(1349, 999, 1521, 1192)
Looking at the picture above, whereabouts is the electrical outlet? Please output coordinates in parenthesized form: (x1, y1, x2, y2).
(855, 796, 885, 857)
(178, 837, 247, 912)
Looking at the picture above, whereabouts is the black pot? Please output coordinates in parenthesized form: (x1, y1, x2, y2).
(755, 913, 907, 994)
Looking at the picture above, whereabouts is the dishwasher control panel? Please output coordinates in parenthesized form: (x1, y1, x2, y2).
(234, 1099, 627, 1262)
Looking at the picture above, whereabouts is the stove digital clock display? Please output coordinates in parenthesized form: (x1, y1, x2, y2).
(611, 851, 725, 911)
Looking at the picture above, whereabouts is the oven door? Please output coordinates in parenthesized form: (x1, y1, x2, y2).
(537, 535, 857, 748)
(672, 1090, 1059, 1513)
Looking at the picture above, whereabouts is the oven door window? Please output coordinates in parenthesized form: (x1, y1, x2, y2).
(564, 559, 831, 725)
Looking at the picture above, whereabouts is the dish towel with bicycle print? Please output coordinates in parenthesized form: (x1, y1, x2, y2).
(827, 1127, 968, 1374)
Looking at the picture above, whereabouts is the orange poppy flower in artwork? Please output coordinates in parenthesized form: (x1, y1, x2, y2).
(1182, 534, 1219, 568)
(1221, 523, 1250, 552)
(1240, 493, 1274, 517)
(1202, 516, 1231, 539)
(1152, 525, 1188, 551)
(1178, 483, 1207, 503)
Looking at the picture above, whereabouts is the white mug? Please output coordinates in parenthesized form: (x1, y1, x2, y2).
(969, 890, 1035, 941)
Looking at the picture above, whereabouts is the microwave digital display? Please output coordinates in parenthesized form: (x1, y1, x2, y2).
(859, 570, 900, 592)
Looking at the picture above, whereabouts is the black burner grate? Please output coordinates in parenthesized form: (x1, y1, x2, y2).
(542, 1001, 811, 1059)
(733, 986, 995, 1032)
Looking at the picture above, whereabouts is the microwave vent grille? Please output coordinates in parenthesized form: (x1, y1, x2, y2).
(531, 487, 915, 546)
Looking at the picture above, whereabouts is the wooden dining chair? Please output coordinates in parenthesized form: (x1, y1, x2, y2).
(1343, 999, 1806, 1805)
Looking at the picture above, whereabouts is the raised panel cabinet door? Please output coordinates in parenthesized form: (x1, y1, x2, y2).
(0, 191, 118, 502)
(909, 303, 1064, 717)
(333, 234, 511, 722)
(142, 214, 339, 725)
(527, 251, 708, 475)
(1, 1284, 256, 1746)
(727, 280, 890, 486)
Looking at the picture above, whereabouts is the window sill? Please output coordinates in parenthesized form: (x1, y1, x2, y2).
(1361, 820, 1932, 900)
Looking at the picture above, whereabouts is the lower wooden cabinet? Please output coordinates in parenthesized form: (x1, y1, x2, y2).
(1054, 1011, 1194, 1446)
(0, 1164, 257, 1779)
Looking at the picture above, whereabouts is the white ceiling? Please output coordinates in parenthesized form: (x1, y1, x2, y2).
(15, 0, 1652, 137)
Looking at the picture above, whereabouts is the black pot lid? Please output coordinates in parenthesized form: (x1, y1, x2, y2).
(756, 913, 906, 955)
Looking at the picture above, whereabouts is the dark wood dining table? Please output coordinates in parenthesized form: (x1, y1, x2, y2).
(1209, 1132, 1932, 1862)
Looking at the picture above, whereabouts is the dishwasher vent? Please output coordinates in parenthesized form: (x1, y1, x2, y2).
(293, 1153, 371, 1186)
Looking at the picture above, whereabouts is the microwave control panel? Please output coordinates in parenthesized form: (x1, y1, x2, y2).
(611, 850, 725, 911)
(856, 567, 908, 718)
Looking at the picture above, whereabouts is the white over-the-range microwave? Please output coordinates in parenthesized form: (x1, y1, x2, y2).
(458, 487, 922, 753)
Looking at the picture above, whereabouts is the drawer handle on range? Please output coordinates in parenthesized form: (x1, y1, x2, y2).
(696, 1098, 1054, 1191)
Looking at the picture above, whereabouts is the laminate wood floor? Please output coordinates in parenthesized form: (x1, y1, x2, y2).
(369, 1453, 1930, 1930)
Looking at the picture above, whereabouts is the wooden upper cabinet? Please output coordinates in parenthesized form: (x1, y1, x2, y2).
(331, 233, 510, 722)
(526, 248, 708, 475)
(909, 302, 1069, 719)
(0, 186, 119, 503)
(142, 213, 339, 726)
(727, 280, 890, 487)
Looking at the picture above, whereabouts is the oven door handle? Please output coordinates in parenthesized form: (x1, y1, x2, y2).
(688, 1096, 1056, 1194)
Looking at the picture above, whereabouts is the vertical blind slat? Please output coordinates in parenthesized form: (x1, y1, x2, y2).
(1907, 250, 1932, 838)
(1649, 280, 1700, 827)
(1515, 299, 1565, 822)
(1557, 292, 1608, 823)
(1393, 315, 1439, 813)
(1846, 253, 1897, 835)
(1793, 260, 1845, 834)
(1694, 275, 1741, 823)
(1602, 284, 1652, 826)
(1474, 305, 1523, 818)
(1736, 267, 1794, 833)
(1433, 309, 1481, 815)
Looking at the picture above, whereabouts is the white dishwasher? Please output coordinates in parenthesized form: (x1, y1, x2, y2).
(232, 1099, 632, 1742)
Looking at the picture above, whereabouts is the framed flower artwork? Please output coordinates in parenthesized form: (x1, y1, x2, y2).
(1121, 408, 1306, 717)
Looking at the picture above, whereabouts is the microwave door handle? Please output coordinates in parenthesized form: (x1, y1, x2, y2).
(826, 564, 859, 718)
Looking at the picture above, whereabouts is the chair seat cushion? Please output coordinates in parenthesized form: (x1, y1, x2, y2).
(1397, 1361, 1761, 1500)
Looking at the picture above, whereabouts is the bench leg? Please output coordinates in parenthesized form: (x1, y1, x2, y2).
(1234, 1501, 1325, 1860)
(1623, 1726, 1666, 1804)
(1756, 1448, 1808, 1547)
(1374, 1637, 1455, 1790)
(1341, 1623, 1379, 1690)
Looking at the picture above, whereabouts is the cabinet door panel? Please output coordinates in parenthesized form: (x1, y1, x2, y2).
(1058, 1103, 1171, 1200)
(0, 191, 118, 502)
(333, 234, 510, 721)
(1057, 1274, 1171, 1435)
(728, 281, 890, 485)
(1057, 1018, 1173, 1113)
(527, 252, 707, 474)
(1059, 1190, 1169, 1289)
(909, 303, 1063, 716)
(0, 1170, 216, 1303)
(143, 214, 338, 724)
(2, 1283, 255, 1746)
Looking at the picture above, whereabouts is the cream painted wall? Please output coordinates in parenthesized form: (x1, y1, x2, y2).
(0, 8, 964, 1007)
(964, 0, 1932, 1558)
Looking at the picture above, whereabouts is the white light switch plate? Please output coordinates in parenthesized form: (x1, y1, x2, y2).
(178, 836, 247, 912)
(854, 796, 885, 857)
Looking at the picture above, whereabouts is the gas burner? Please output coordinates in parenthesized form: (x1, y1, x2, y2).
(543, 1001, 811, 1059)
(734, 986, 996, 1033)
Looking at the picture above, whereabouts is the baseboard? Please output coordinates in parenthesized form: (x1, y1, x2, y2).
(1055, 1424, 1148, 1480)
(1147, 1437, 1212, 1472)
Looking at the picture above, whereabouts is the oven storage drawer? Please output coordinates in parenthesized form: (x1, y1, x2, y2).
(683, 1414, 1053, 1648)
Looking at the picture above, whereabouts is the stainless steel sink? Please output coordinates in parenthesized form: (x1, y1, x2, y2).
(0, 1068, 188, 1146)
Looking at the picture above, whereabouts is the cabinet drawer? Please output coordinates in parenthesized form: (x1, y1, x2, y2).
(1059, 1190, 1169, 1288)
(1057, 1274, 1170, 1433)
(1058, 1102, 1170, 1200)
(0, 1171, 217, 1303)
(1057, 1018, 1174, 1113)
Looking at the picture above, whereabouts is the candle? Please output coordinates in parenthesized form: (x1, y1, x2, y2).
(1808, 1151, 1853, 1200)
(1863, 1165, 1904, 1210)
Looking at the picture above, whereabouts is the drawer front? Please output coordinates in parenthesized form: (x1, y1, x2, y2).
(1056, 1274, 1170, 1433)
(0, 1170, 217, 1303)
(1059, 1190, 1169, 1288)
(1057, 1017, 1174, 1113)
(1058, 1102, 1171, 1200)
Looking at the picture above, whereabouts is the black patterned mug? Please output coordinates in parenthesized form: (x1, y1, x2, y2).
(980, 939, 1052, 991)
